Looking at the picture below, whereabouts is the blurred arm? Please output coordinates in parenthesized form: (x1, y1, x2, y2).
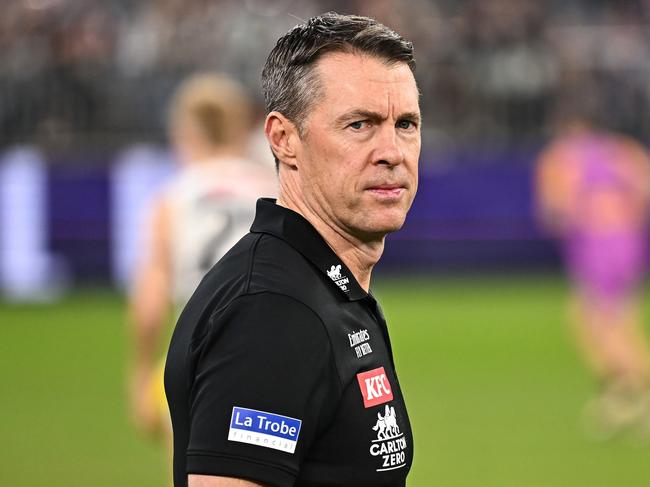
(625, 140, 650, 205)
(189, 475, 267, 487)
(127, 196, 173, 435)
(535, 145, 572, 235)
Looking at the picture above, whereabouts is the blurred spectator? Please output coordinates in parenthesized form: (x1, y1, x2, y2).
(1, 0, 650, 155)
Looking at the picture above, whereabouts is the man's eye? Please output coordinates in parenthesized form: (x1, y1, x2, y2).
(397, 120, 415, 130)
(349, 121, 365, 130)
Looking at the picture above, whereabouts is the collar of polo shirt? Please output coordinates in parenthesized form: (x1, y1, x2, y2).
(250, 198, 368, 301)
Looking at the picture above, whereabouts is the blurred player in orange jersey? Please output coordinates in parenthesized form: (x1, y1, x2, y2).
(127, 73, 276, 445)
(536, 110, 650, 437)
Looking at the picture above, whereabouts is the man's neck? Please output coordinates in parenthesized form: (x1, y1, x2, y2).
(276, 195, 384, 292)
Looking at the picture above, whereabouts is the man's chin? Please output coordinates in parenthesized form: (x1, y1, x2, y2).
(354, 216, 407, 240)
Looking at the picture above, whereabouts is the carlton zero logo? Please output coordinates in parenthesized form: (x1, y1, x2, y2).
(228, 407, 302, 454)
(370, 405, 408, 472)
(357, 367, 394, 408)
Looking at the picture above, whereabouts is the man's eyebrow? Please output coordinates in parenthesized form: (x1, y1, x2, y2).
(399, 111, 421, 123)
(336, 110, 384, 124)
(336, 109, 421, 124)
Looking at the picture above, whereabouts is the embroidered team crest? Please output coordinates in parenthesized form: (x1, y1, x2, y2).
(357, 367, 393, 408)
(327, 265, 342, 280)
(326, 264, 350, 292)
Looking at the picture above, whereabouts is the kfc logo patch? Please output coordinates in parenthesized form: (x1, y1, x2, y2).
(357, 367, 394, 408)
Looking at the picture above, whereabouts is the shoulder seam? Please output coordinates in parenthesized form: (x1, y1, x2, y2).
(199, 290, 344, 391)
(182, 233, 263, 399)
(186, 234, 263, 349)
(244, 233, 264, 295)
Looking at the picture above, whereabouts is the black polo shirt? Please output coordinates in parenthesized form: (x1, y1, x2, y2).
(165, 198, 413, 487)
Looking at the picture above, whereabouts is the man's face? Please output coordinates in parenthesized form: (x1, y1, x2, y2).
(295, 52, 421, 241)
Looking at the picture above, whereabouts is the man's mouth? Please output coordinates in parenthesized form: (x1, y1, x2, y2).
(365, 184, 406, 197)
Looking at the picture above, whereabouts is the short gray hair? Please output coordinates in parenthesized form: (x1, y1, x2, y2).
(261, 12, 416, 165)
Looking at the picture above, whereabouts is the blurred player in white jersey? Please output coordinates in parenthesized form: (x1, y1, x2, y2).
(127, 73, 276, 445)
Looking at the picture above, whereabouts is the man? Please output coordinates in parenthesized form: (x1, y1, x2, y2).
(165, 13, 421, 486)
(128, 73, 275, 439)
(536, 108, 650, 437)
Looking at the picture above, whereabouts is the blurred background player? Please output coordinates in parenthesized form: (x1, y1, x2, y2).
(536, 102, 650, 437)
(126, 73, 276, 446)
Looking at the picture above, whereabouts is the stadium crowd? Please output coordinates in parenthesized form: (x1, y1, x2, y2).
(2, 0, 650, 155)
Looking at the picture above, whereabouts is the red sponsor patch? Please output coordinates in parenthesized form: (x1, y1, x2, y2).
(357, 367, 394, 408)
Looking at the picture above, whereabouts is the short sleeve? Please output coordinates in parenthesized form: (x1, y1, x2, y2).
(185, 292, 340, 487)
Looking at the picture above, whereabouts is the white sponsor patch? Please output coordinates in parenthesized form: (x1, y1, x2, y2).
(228, 406, 302, 454)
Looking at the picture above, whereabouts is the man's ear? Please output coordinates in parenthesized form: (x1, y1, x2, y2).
(264, 111, 301, 170)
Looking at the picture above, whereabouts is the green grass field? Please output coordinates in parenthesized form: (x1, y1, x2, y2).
(2, 274, 650, 486)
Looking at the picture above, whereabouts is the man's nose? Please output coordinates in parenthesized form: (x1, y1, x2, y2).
(373, 125, 405, 166)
